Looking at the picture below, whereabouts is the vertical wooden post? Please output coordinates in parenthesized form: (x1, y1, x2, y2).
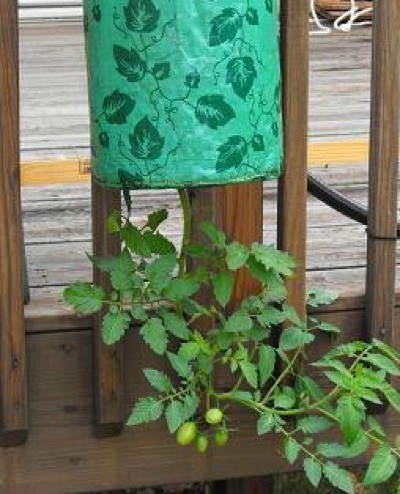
(366, 0, 399, 345)
(0, 0, 28, 446)
(191, 183, 264, 494)
(277, 0, 309, 318)
(92, 179, 124, 437)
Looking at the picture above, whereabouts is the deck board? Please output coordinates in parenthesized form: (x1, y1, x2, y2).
(18, 21, 400, 327)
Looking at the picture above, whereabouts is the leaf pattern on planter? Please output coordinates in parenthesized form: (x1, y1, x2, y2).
(226, 57, 257, 100)
(114, 45, 146, 82)
(129, 117, 165, 160)
(84, 0, 282, 188)
(103, 90, 136, 124)
(195, 95, 235, 130)
(124, 0, 161, 32)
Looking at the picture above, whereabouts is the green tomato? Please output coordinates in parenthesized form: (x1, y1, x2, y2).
(176, 422, 197, 446)
(205, 408, 223, 425)
(214, 428, 229, 447)
(195, 433, 209, 454)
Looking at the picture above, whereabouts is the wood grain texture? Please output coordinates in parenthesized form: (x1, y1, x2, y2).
(0, 0, 28, 447)
(0, 308, 400, 493)
(366, 0, 400, 344)
(277, 0, 310, 319)
(91, 179, 124, 437)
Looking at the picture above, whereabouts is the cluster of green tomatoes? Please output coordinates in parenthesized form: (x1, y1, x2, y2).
(176, 408, 229, 453)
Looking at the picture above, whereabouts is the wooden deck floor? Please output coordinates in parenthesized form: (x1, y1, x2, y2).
(19, 21, 399, 324)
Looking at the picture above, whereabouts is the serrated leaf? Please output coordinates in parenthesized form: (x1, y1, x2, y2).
(366, 353, 400, 376)
(274, 386, 296, 409)
(279, 327, 314, 352)
(303, 458, 322, 487)
(226, 242, 249, 270)
(131, 303, 148, 322)
(224, 310, 253, 333)
(145, 254, 177, 293)
(364, 444, 398, 486)
(127, 396, 163, 426)
(336, 394, 365, 445)
(284, 437, 301, 465)
(367, 416, 386, 439)
(167, 352, 191, 378)
(200, 221, 226, 247)
(216, 135, 248, 172)
(162, 312, 190, 340)
(165, 400, 184, 433)
(209, 8, 242, 46)
(318, 322, 341, 334)
(257, 413, 275, 435)
(124, 0, 160, 32)
(146, 209, 168, 231)
(163, 278, 199, 301)
(140, 318, 168, 355)
(226, 57, 257, 100)
(143, 368, 172, 393)
(129, 116, 165, 160)
(239, 361, 258, 389)
(257, 306, 286, 327)
(113, 45, 146, 82)
(142, 231, 176, 255)
(122, 223, 152, 257)
(110, 250, 136, 291)
(213, 271, 234, 307)
(382, 383, 400, 412)
(178, 342, 200, 361)
(195, 95, 235, 130)
(323, 462, 354, 493)
(181, 392, 199, 422)
(251, 243, 296, 277)
(297, 416, 333, 434)
(258, 345, 275, 387)
(101, 310, 131, 345)
(103, 90, 135, 124)
(64, 282, 105, 315)
(306, 288, 339, 307)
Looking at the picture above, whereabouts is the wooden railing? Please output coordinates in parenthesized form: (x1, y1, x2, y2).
(0, 8, 398, 492)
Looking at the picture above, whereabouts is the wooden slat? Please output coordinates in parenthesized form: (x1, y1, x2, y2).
(277, 0, 310, 318)
(91, 179, 124, 437)
(2, 309, 400, 492)
(366, 0, 400, 344)
(0, 0, 28, 447)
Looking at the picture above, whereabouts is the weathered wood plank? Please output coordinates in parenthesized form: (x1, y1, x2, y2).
(366, 0, 400, 344)
(19, 22, 383, 161)
(278, 0, 309, 316)
(0, 0, 28, 447)
(1, 308, 400, 493)
(91, 180, 124, 437)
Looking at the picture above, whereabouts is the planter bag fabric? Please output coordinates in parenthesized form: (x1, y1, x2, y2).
(84, 0, 283, 189)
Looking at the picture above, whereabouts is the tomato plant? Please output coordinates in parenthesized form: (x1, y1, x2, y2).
(64, 189, 400, 493)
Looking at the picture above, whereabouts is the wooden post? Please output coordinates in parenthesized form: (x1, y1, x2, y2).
(92, 179, 124, 437)
(0, 0, 28, 446)
(277, 0, 309, 318)
(366, 1, 400, 345)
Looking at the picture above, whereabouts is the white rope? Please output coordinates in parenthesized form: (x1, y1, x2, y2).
(309, 0, 332, 35)
(310, 0, 373, 35)
(333, 0, 373, 32)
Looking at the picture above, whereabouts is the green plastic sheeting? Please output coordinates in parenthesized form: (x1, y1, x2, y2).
(84, 0, 283, 189)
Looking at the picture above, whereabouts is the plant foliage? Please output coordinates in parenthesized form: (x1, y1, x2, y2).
(64, 193, 400, 493)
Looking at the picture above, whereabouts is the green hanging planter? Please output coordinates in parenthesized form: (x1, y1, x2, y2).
(84, 0, 283, 189)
